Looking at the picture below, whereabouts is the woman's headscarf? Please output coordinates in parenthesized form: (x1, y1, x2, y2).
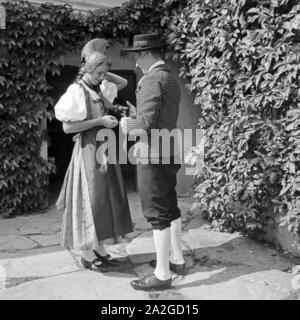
(81, 38, 108, 64)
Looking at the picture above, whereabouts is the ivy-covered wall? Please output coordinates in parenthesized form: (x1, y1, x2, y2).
(168, 0, 300, 242)
(0, 1, 82, 217)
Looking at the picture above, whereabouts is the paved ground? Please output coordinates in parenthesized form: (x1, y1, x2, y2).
(0, 192, 300, 300)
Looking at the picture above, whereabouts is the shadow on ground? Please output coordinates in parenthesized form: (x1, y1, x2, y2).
(125, 234, 298, 299)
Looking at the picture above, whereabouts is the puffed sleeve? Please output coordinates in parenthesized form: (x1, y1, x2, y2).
(100, 80, 118, 103)
(54, 83, 87, 122)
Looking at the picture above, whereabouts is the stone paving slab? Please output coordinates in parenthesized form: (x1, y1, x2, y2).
(22, 218, 60, 235)
(30, 234, 61, 247)
(0, 235, 38, 252)
(0, 270, 146, 300)
(0, 224, 20, 237)
(0, 248, 80, 279)
(19, 226, 42, 236)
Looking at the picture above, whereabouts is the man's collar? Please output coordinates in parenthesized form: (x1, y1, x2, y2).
(148, 60, 165, 72)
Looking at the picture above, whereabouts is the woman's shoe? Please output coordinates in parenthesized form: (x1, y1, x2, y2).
(80, 257, 109, 272)
(93, 250, 122, 267)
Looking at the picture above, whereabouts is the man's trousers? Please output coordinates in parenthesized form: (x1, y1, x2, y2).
(137, 160, 181, 230)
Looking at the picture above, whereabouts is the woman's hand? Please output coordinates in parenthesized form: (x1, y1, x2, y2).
(105, 72, 128, 91)
(63, 116, 118, 134)
(99, 115, 118, 128)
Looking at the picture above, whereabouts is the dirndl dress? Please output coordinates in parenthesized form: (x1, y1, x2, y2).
(54, 80, 133, 251)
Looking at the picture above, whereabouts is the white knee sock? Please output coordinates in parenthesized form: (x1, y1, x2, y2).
(153, 228, 172, 281)
(170, 217, 185, 265)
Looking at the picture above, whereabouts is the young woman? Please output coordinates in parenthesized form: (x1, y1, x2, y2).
(54, 51, 133, 271)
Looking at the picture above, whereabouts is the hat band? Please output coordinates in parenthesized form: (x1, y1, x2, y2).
(134, 40, 162, 47)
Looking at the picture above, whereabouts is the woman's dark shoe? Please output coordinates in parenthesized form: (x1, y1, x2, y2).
(80, 257, 109, 272)
(93, 250, 122, 267)
(130, 275, 172, 291)
(149, 259, 187, 275)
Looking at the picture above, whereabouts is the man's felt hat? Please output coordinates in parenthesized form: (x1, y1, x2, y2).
(123, 33, 165, 52)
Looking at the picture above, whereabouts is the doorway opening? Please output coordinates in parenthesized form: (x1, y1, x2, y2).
(47, 65, 137, 205)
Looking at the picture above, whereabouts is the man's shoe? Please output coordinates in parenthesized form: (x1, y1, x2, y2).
(130, 275, 172, 291)
(149, 260, 187, 275)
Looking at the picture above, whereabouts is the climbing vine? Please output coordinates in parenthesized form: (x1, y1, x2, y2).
(167, 0, 300, 239)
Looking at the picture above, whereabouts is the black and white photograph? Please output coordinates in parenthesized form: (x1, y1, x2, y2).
(1, 0, 300, 304)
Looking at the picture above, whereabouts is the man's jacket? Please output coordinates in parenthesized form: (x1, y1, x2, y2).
(126, 64, 181, 160)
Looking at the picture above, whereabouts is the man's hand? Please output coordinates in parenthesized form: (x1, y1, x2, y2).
(117, 105, 129, 117)
(126, 101, 137, 118)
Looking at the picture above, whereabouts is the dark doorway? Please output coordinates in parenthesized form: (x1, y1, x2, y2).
(47, 65, 137, 204)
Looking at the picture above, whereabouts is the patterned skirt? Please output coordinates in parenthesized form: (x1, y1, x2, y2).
(56, 130, 133, 251)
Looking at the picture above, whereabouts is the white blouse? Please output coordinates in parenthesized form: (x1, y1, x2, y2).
(54, 81, 118, 122)
(100, 79, 118, 104)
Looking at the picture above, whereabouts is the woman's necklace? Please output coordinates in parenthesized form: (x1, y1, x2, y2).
(81, 78, 107, 113)
(81, 78, 100, 94)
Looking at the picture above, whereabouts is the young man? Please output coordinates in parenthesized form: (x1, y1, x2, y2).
(121, 33, 186, 291)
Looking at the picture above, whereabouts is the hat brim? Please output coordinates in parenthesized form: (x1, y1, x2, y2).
(123, 43, 165, 52)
